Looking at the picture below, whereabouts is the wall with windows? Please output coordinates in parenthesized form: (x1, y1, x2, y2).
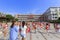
(15, 14, 41, 21)
(43, 7, 60, 21)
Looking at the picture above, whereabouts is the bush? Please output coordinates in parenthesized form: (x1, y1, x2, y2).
(49, 20, 60, 23)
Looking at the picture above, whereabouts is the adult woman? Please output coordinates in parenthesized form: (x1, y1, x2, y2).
(20, 21, 27, 40)
(10, 21, 19, 40)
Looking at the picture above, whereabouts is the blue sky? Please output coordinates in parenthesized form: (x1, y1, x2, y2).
(0, 0, 60, 15)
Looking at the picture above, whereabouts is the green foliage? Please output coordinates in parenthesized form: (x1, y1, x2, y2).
(58, 17, 60, 20)
(6, 14, 15, 22)
(15, 18, 18, 21)
(6, 14, 19, 21)
(49, 20, 60, 23)
(6, 14, 14, 20)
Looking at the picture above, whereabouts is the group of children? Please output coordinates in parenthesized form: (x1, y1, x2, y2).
(9, 21, 50, 40)
(0, 21, 27, 40)
(10, 21, 27, 40)
(27, 22, 50, 32)
(1, 21, 59, 40)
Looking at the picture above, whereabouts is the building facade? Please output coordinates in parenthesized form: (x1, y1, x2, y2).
(0, 13, 7, 22)
(42, 7, 60, 21)
(0, 13, 6, 17)
(15, 14, 41, 22)
(15, 7, 60, 21)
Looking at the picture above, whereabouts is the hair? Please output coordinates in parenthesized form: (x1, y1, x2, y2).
(10, 21, 16, 28)
(46, 23, 48, 25)
(22, 21, 25, 27)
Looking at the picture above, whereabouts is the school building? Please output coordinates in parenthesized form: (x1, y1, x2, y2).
(15, 14, 41, 22)
(15, 7, 60, 22)
(40, 7, 60, 21)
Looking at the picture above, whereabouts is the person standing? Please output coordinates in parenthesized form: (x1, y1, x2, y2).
(46, 23, 50, 32)
(9, 21, 19, 40)
(2, 22, 8, 39)
(0, 22, 2, 29)
(20, 21, 27, 40)
(26, 24, 30, 33)
(0, 22, 2, 37)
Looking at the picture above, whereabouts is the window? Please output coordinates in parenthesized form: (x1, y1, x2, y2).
(55, 9, 57, 11)
(53, 14, 57, 15)
(53, 17, 54, 18)
(55, 17, 57, 18)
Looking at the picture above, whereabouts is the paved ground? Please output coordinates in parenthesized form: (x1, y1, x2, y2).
(0, 23, 60, 40)
(26, 28, 60, 40)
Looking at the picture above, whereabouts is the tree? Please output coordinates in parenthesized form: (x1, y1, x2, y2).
(58, 17, 60, 20)
(6, 14, 14, 21)
(15, 18, 18, 21)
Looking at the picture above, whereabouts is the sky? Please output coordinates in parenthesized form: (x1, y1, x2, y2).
(0, 0, 60, 15)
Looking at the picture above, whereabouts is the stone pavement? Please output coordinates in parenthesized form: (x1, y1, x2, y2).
(26, 31, 60, 40)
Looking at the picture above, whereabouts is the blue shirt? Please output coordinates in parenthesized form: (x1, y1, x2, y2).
(10, 25, 19, 40)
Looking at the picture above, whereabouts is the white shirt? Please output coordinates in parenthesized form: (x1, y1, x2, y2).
(21, 25, 27, 34)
